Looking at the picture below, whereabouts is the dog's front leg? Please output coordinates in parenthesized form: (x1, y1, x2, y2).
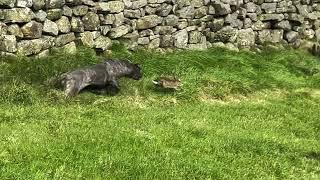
(107, 79, 120, 95)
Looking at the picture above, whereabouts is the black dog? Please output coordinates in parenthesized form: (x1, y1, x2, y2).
(56, 59, 142, 97)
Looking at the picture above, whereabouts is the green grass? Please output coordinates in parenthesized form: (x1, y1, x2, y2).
(0, 45, 320, 179)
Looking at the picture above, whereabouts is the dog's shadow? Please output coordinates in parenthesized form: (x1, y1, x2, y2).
(82, 85, 119, 96)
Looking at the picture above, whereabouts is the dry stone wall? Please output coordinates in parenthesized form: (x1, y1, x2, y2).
(1, 0, 320, 56)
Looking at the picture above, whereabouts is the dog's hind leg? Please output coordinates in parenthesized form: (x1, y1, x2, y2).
(64, 78, 81, 97)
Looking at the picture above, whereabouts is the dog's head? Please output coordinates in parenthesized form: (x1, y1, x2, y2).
(128, 63, 142, 80)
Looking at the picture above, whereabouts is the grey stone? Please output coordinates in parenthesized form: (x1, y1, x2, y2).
(47, 0, 65, 9)
(207, 18, 224, 32)
(189, 31, 202, 44)
(259, 14, 284, 21)
(124, 10, 141, 18)
(164, 15, 179, 26)
(78, 31, 94, 47)
(275, 20, 291, 31)
(145, 6, 157, 15)
(17, 39, 44, 55)
(82, 12, 100, 31)
(103, 14, 115, 25)
(0, 0, 16, 8)
(100, 26, 111, 36)
(137, 37, 150, 45)
(71, 17, 84, 32)
(243, 18, 252, 29)
(303, 29, 315, 39)
(157, 3, 173, 17)
(245, 2, 257, 13)
(148, 38, 160, 49)
(97, 1, 125, 13)
(261, 3, 276, 13)
(285, 31, 299, 43)
(174, 29, 188, 48)
(252, 21, 271, 31)
(287, 13, 304, 23)
(33, 0, 45, 10)
(213, 2, 231, 15)
(154, 26, 176, 35)
(132, 0, 148, 9)
(3, 8, 35, 23)
(258, 29, 284, 43)
(176, 6, 195, 19)
(109, 25, 130, 38)
(194, 6, 208, 19)
(55, 33, 75, 47)
(136, 15, 163, 30)
(0, 35, 17, 53)
(114, 13, 125, 27)
(0, 23, 7, 36)
(59, 42, 77, 54)
(160, 35, 174, 47)
(73, 5, 89, 16)
(139, 29, 153, 37)
(16, 0, 32, 7)
(43, 19, 59, 36)
(63, 5, 73, 17)
(35, 10, 47, 22)
(21, 21, 43, 39)
(7, 24, 23, 38)
(94, 36, 112, 50)
(247, 13, 258, 21)
(47, 9, 63, 21)
(56, 16, 71, 33)
(210, 26, 238, 43)
(237, 28, 255, 48)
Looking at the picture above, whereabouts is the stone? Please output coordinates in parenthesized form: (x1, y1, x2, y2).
(100, 26, 111, 36)
(132, 0, 148, 9)
(247, 13, 258, 21)
(0, 23, 7, 36)
(47, 9, 63, 21)
(237, 28, 255, 48)
(252, 20, 271, 31)
(157, 3, 173, 17)
(137, 37, 150, 45)
(164, 15, 179, 26)
(243, 18, 252, 29)
(136, 15, 163, 30)
(3, 8, 35, 23)
(148, 38, 160, 49)
(21, 21, 43, 39)
(78, 31, 94, 47)
(139, 29, 153, 37)
(259, 14, 284, 21)
(160, 35, 174, 47)
(17, 39, 44, 55)
(0, 0, 16, 8)
(145, 6, 157, 15)
(43, 19, 59, 36)
(189, 31, 202, 44)
(63, 5, 73, 17)
(56, 16, 71, 33)
(210, 26, 238, 43)
(123, 31, 139, 40)
(275, 20, 291, 31)
(55, 33, 75, 47)
(285, 31, 299, 43)
(96, 1, 125, 13)
(73, 5, 89, 16)
(60, 42, 77, 54)
(124, 10, 141, 18)
(71, 17, 84, 32)
(261, 3, 276, 13)
(258, 29, 284, 44)
(33, 0, 45, 10)
(245, 2, 257, 13)
(35, 10, 47, 22)
(176, 6, 195, 19)
(0, 35, 17, 53)
(207, 18, 224, 32)
(114, 13, 125, 27)
(287, 14, 304, 23)
(47, 0, 65, 9)
(109, 25, 130, 39)
(225, 12, 239, 28)
(154, 26, 176, 35)
(16, 0, 32, 7)
(82, 12, 100, 31)
(174, 29, 188, 49)
(190, 0, 203, 7)
(94, 36, 112, 50)
(103, 14, 115, 25)
(194, 6, 208, 19)
(35, 49, 50, 58)
(7, 24, 23, 39)
(213, 3, 231, 15)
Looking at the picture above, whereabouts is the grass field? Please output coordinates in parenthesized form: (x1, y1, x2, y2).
(0, 45, 320, 179)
